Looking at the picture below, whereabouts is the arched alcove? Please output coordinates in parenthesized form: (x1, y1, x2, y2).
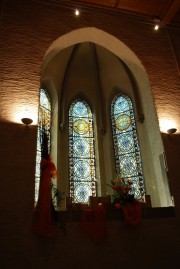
(40, 27, 172, 207)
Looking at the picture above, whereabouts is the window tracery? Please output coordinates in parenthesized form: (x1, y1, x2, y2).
(111, 94, 145, 201)
(68, 99, 97, 203)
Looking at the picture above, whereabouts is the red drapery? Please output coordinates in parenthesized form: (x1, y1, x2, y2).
(32, 157, 57, 237)
(80, 204, 107, 243)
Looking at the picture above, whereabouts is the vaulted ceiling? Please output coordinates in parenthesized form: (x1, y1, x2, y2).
(69, 0, 180, 25)
(41, 1, 180, 96)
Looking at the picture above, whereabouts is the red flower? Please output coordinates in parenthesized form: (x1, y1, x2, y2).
(115, 203, 121, 209)
(113, 185, 120, 191)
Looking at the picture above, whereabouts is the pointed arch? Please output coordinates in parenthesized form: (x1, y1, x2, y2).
(40, 27, 172, 207)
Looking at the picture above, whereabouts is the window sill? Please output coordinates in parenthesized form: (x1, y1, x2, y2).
(57, 206, 176, 223)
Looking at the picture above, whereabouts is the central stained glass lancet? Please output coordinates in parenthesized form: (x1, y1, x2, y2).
(111, 94, 145, 201)
(69, 99, 96, 203)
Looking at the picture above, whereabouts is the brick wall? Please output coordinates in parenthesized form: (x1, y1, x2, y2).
(0, 0, 180, 268)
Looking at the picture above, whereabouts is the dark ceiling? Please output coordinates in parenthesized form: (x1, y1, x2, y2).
(28, 0, 180, 28)
(68, 0, 180, 25)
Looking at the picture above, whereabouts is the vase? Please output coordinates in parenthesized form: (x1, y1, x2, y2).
(122, 202, 142, 226)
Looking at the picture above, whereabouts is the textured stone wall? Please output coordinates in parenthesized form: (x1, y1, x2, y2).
(0, 0, 180, 268)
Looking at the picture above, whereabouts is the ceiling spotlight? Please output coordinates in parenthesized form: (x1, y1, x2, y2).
(75, 9, 80, 16)
(167, 128, 177, 135)
(154, 19, 160, 31)
(154, 24, 159, 31)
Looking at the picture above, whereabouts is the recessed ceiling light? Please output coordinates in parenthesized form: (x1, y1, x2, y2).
(75, 9, 80, 16)
(154, 24, 159, 31)
(153, 19, 160, 31)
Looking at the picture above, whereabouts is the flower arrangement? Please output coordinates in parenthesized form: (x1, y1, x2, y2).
(108, 175, 143, 226)
(109, 176, 135, 207)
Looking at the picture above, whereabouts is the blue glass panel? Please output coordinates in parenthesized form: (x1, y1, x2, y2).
(74, 183, 92, 203)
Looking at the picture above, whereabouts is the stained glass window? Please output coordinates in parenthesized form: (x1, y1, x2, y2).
(35, 88, 51, 202)
(69, 99, 97, 203)
(111, 94, 145, 201)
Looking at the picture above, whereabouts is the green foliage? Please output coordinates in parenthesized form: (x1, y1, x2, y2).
(51, 183, 64, 208)
(108, 176, 135, 205)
